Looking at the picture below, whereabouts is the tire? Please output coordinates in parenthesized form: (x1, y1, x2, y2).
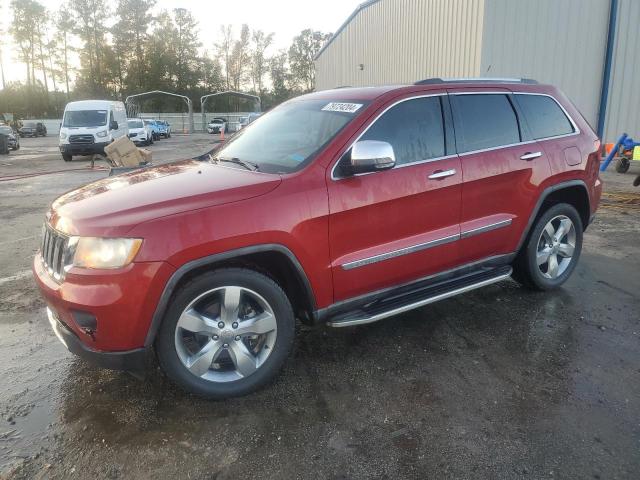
(615, 157, 631, 173)
(62, 153, 72, 162)
(155, 268, 296, 399)
(512, 203, 583, 291)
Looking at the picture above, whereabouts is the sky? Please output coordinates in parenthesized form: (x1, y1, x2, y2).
(0, 0, 361, 84)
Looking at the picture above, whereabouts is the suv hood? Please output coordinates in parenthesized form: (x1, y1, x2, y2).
(48, 160, 281, 236)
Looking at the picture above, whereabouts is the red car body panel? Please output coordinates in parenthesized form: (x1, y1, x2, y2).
(33, 81, 602, 355)
(33, 254, 174, 350)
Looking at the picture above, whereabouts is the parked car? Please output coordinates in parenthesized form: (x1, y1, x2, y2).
(158, 120, 172, 138)
(238, 113, 262, 130)
(207, 118, 226, 134)
(144, 120, 161, 140)
(19, 121, 47, 137)
(59, 100, 128, 162)
(127, 118, 154, 146)
(33, 78, 601, 399)
(0, 125, 20, 150)
(155, 120, 168, 139)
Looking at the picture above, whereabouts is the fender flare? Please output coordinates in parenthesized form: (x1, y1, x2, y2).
(144, 244, 316, 346)
(515, 179, 591, 253)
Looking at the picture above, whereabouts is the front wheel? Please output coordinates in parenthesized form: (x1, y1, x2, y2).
(512, 203, 583, 291)
(62, 153, 72, 162)
(155, 268, 295, 399)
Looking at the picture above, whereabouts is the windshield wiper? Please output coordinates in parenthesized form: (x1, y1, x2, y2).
(215, 157, 260, 171)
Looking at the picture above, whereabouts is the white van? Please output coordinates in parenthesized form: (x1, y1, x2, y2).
(59, 100, 128, 162)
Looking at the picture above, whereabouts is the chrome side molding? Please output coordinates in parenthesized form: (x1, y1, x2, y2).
(341, 219, 513, 270)
(341, 234, 459, 270)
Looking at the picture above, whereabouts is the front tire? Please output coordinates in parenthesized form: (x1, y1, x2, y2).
(155, 268, 295, 399)
(62, 153, 72, 162)
(513, 203, 583, 291)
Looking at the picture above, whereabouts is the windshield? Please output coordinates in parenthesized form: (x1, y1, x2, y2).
(63, 110, 108, 128)
(128, 119, 144, 129)
(0, 126, 13, 134)
(24, 122, 36, 128)
(213, 99, 365, 174)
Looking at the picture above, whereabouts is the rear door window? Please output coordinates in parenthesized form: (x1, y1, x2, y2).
(515, 94, 574, 139)
(359, 96, 446, 165)
(451, 94, 520, 153)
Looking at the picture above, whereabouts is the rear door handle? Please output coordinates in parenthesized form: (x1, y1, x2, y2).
(428, 169, 457, 180)
(520, 151, 542, 161)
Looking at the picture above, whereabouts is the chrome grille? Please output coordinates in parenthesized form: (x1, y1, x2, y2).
(69, 134, 94, 144)
(41, 225, 69, 281)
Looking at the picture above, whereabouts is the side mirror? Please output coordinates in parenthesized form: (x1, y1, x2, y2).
(109, 120, 119, 130)
(348, 140, 396, 175)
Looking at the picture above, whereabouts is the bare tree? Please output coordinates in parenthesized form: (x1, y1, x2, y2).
(217, 25, 234, 90)
(55, 6, 75, 97)
(229, 24, 250, 91)
(250, 30, 274, 95)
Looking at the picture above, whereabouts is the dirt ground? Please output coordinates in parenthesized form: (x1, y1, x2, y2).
(1, 136, 639, 479)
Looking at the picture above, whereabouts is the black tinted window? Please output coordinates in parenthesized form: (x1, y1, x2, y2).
(452, 94, 520, 153)
(516, 94, 574, 139)
(360, 96, 445, 165)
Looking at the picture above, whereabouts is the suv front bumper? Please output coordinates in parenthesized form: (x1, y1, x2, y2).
(47, 307, 148, 371)
(60, 141, 110, 156)
(33, 253, 175, 371)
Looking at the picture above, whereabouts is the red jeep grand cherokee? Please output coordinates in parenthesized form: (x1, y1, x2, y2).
(33, 78, 602, 398)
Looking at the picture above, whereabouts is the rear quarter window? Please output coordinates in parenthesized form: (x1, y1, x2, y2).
(515, 94, 575, 140)
(451, 94, 520, 153)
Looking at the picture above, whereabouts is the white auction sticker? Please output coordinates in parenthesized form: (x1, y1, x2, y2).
(321, 102, 363, 113)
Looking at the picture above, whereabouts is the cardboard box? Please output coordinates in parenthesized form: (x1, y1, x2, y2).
(104, 136, 143, 167)
(138, 148, 152, 164)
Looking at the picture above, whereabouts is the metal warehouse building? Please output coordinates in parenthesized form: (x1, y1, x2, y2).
(314, 0, 639, 142)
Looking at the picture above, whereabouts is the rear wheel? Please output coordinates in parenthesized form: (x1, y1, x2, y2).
(513, 203, 583, 290)
(615, 157, 631, 173)
(156, 268, 295, 399)
(62, 153, 72, 162)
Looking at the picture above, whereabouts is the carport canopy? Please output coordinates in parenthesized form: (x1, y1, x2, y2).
(125, 90, 194, 133)
(200, 91, 261, 128)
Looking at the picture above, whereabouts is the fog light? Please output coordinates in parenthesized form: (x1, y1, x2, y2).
(72, 310, 97, 337)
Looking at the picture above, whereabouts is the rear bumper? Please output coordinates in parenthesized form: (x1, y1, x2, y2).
(47, 307, 148, 371)
(60, 142, 109, 156)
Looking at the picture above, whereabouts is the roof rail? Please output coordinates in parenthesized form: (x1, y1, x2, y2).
(415, 77, 538, 85)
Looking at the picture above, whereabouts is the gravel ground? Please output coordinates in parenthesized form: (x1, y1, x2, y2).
(0, 136, 639, 479)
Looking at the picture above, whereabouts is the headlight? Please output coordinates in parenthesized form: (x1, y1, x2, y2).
(69, 237, 143, 269)
(96, 130, 108, 138)
(59, 132, 67, 139)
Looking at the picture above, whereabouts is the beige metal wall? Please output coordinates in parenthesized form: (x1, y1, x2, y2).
(602, 0, 640, 141)
(315, 0, 485, 90)
(479, 0, 610, 129)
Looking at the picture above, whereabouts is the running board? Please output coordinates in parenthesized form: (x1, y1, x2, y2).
(326, 266, 512, 328)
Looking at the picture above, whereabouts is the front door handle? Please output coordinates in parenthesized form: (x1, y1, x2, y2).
(428, 169, 456, 180)
(520, 151, 542, 161)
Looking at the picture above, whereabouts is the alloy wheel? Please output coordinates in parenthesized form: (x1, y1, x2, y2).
(536, 215, 576, 279)
(174, 286, 278, 383)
